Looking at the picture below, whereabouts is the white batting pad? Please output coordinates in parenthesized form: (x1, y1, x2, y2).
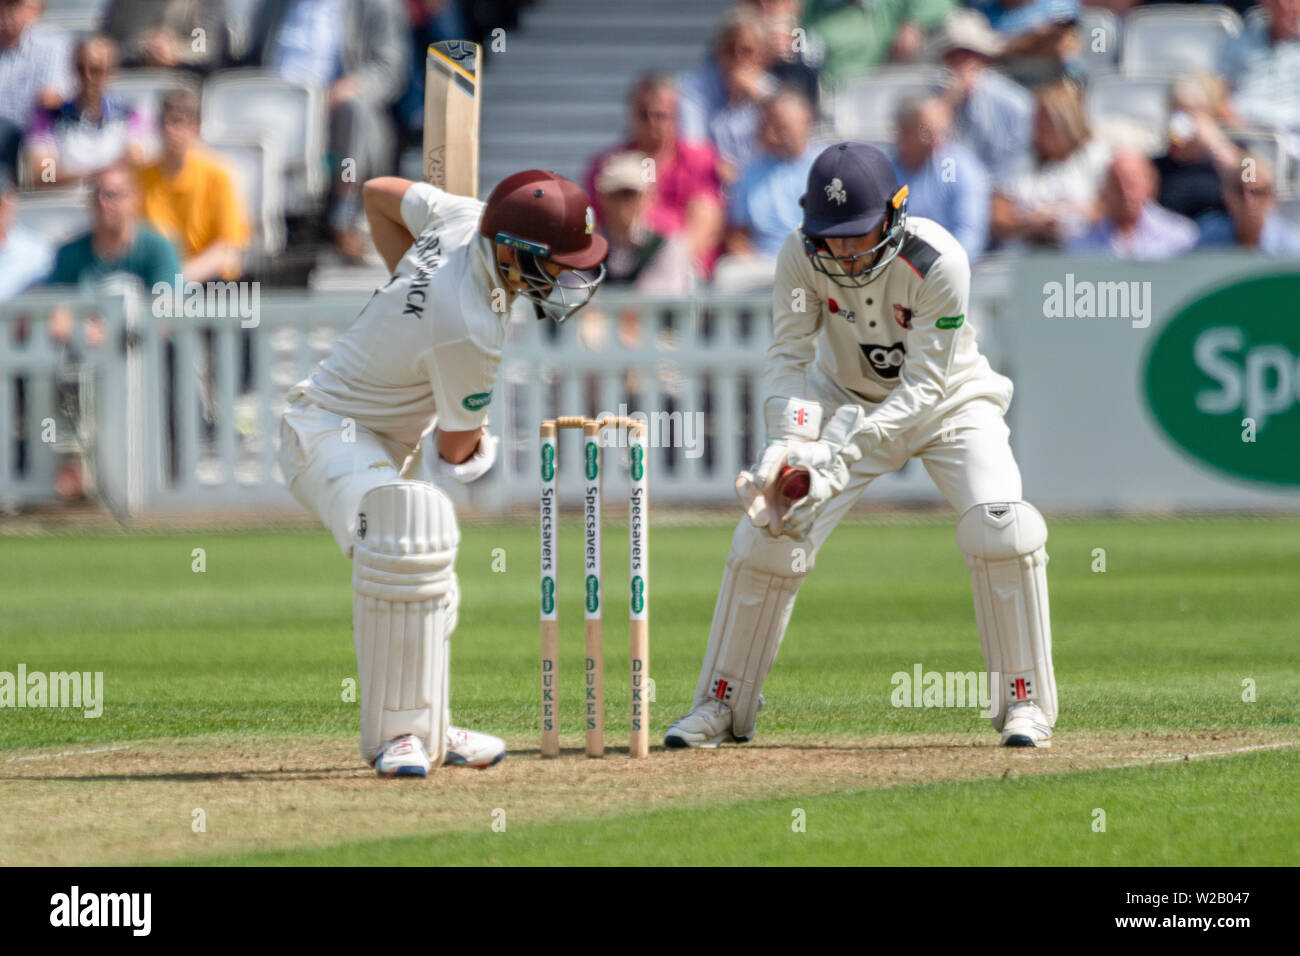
(352, 481, 460, 766)
(956, 501, 1057, 731)
(692, 551, 801, 741)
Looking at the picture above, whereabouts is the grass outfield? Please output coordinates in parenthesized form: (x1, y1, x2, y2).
(1, 515, 1297, 865)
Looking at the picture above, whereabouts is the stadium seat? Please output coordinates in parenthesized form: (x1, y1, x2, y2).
(223, 0, 264, 62)
(1079, 8, 1122, 75)
(1279, 198, 1300, 228)
(110, 69, 202, 125)
(1086, 72, 1174, 155)
(13, 190, 91, 245)
(204, 135, 287, 261)
(828, 66, 944, 144)
(200, 70, 326, 214)
(1119, 6, 1242, 78)
(34, 0, 106, 36)
(1228, 128, 1291, 197)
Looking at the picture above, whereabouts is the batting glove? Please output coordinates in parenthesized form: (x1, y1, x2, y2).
(431, 429, 499, 485)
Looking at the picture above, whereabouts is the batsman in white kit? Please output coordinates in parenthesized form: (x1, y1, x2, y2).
(279, 170, 608, 776)
(666, 142, 1058, 750)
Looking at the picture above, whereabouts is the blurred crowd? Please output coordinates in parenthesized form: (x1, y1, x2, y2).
(0, 0, 1298, 308)
(0, 0, 527, 301)
(586, 0, 1300, 294)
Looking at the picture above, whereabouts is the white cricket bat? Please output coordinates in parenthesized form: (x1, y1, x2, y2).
(424, 40, 482, 197)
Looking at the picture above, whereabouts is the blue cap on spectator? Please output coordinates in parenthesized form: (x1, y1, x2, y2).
(800, 142, 899, 238)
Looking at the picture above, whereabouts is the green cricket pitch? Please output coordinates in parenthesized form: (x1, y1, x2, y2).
(2, 514, 1297, 865)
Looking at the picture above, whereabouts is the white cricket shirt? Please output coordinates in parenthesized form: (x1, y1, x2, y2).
(766, 215, 1006, 442)
(290, 182, 523, 447)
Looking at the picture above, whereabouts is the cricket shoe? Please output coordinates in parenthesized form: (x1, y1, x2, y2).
(663, 697, 763, 748)
(444, 726, 507, 768)
(374, 734, 431, 777)
(1001, 701, 1052, 748)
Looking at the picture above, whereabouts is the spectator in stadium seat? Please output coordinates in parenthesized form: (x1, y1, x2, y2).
(972, 0, 1083, 85)
(138, 89, 248, 281)
(713, 89, 819, 290)
(0, 0, 76, 180)
(1153, 74, 1239, 225)
(586, 73, 724, 277)
(594, 151, 695, 296)
(46, 161, 180, 288)
(742, 0, 823, 112)
(934, 10, 1032, 182)
(1218, 0, 1300, 142)
(244, 0, 410, 264)
(100, 0, 229, 73)
(23, 36, 149, 190)
(1067, 151, 1198, 259)
(991, 78, 1108, 246)
(1198, 159, 1300, 255)
(889, 93, 990, 258)
(0, 169, 53, 300)
(801, 0, 955, 86)
(677, 7, 777, 180)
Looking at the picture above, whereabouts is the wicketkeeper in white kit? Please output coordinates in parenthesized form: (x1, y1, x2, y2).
(279, 170, 608, 776)
(666, 143, 1058, 749)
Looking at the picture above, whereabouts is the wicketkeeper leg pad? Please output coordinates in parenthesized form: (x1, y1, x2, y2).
(352, 481, 460, 766)
(692, 520, 806, 740)
(956, 501, 1057, 731)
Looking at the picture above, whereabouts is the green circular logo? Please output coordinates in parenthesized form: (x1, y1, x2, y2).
(630, 444, 644, 481)
(541, 576, 555, 614)
(585, 574, 599, 613)
(541, 443, 555, 481)
(630, 575, 645, 613)
(585, 441, 599, 480)
(1144, 273, 1300, 486)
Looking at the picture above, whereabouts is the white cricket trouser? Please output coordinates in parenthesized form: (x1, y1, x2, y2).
(278, 398, 426, 556)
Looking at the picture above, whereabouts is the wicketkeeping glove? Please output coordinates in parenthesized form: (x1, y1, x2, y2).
(734, 396, 826, 536)
(780, 404, 868, 538)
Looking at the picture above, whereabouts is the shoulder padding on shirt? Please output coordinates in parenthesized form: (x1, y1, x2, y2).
(897, 232, 941, 280)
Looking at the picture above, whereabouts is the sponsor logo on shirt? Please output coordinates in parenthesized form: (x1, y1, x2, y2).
(827, 296, 855, 324)
(893, 304, 912, 329)
(860, 341, 906, 380)
(936, 314, 965, 329)
(462, 390, 492, 411)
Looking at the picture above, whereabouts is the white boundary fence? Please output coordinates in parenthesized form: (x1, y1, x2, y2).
(6, 288, 949, 516)
(16, 255, 1293, 517)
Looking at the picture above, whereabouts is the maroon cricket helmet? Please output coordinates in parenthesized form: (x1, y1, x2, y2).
(479, 169, 608, 271)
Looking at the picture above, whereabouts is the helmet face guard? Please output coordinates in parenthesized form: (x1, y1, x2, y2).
(496, 233, 606, 323)
(804, 187, 909, 289)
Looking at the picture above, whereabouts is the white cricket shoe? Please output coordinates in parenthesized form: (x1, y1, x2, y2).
(1001, 701, 1053, 748)
(444, 726, 507, 768)
(664, 698, 762, 748)
(374, 734, 431, 777)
